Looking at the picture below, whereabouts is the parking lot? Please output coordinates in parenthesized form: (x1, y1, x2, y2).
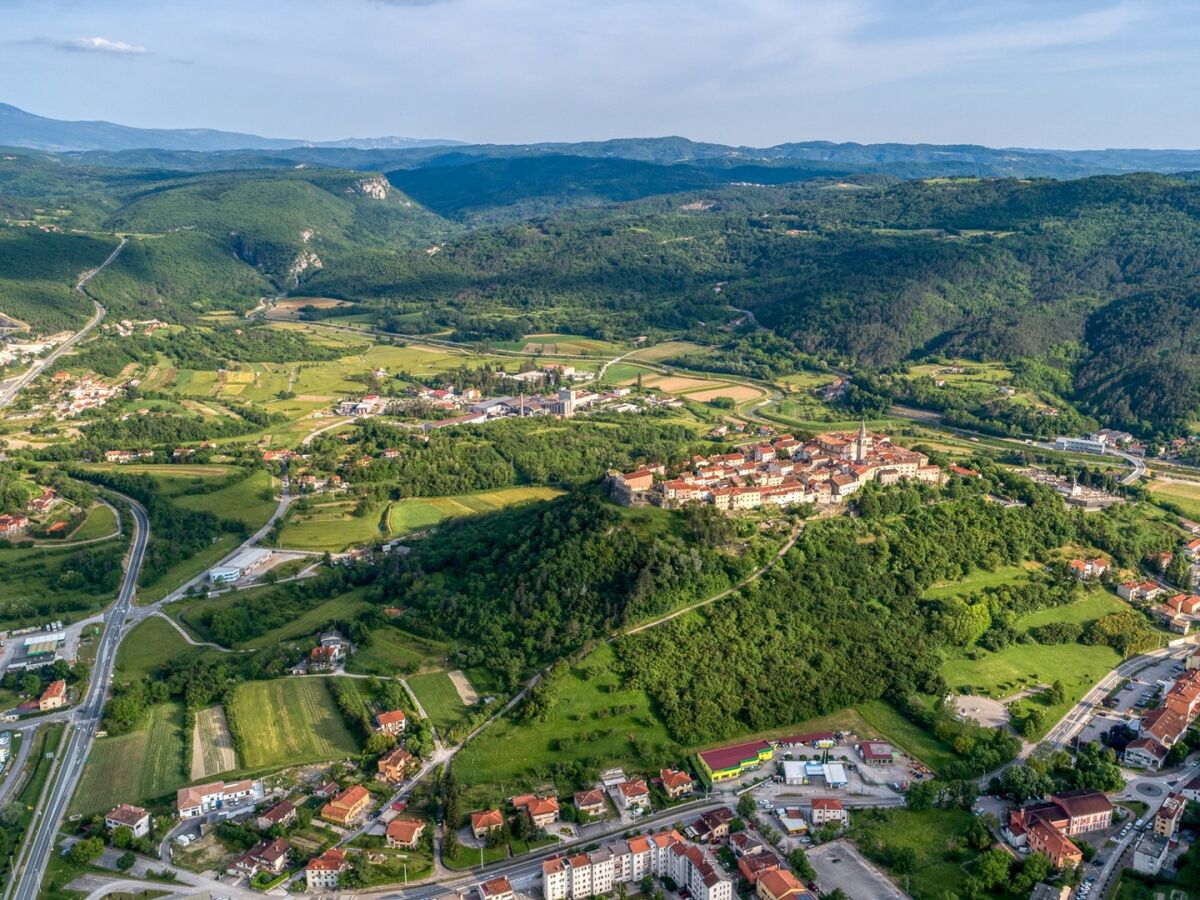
(807, 839, 907, 900)
(1074, 653, 1185, 745)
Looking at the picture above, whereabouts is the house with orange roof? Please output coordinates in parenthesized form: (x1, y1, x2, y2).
(573, 788, 606, 818)
(616, 779, 651, 813)
(512, 793, 560, 827)
(375, 709, 407, 736)
(306, 847, 348, 890)
(321, 784, 371, 826)
(38, 679, 67, 711)
(660, 768, 694, 800)
(386, 818, 426, 849)
(378, 746, 415, 782)
(756, 869, 809, 900)
(471, 808, 504, 839)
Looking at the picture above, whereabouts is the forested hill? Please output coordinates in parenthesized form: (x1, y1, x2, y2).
(301, 172, 1200, 435)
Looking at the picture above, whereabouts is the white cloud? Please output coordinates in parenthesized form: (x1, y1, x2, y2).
(44, 36, 148, 55)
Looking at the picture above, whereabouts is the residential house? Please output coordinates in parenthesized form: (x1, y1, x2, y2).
(231, 838, 291, 878)
(255, 800, 297, 831)
(756, 869, 810, 900)
(27, 489, 56, 512)
(176, 779, 258, 818)
(308, 645, 341, 673)
(617, 780, 651, 813)
(470, 808, 504, 839)
(375, 709, 407, 736)
(386, 818, 426, 849)
(321, 784, 371, 826)
(0, 513, 29, 535)
(1124, 738, 1169, 770)
(306, 848, 348, 891)
(378, 747, 415, 783)
(691, 807, 735, 843)
(1133, 833, 1172, 876)
(1186, 538, 1200, 560)
(315, 781, 340, 798)
(1155, 792, 1187, 838)
(104, 804, 150, 838)
(1118, 581, 1166, 604)
(660, 768, 694, 800)
(737, 851, 782, 885)
(809, 798, 848, 827)
(512, 793, 560, 828)
(38, 679, 66, 711)
(1068, 558, 1110, 580)
(573, 789, 606, 819)
(478, 877, 514, 900)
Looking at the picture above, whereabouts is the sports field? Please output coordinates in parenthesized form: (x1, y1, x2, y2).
(407, 671, 470, 731)
(227, 677, 359, 769)
(70, 703, 187, 816)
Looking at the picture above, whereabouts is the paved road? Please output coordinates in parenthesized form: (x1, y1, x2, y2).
(9, 497, 149, 900)
(0, 237, 124, 410)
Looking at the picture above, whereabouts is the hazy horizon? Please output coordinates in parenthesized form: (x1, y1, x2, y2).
(4, 0, 1200, 149)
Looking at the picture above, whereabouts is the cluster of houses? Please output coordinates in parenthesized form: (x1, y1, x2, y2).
(1068, 558, 1111, 580)
(48, 373, 123, 419)
(104, 449, 154, 464)
(468, 767, 697, 844)
(1003, 789, 1114, 869)
(542, 812, 817, 900)
(611, 426, 943, 512)
(103, 318, 167, 338)
(1123, 668, 1200, 769)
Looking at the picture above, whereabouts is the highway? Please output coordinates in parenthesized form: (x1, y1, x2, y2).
(8, 497, 149, 900)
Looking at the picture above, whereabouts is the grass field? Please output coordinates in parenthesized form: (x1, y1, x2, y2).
(1148, 479, 1200, 521)
(274, 498, 387, 551)
(192, 705, 237, 779)
(70, 703, 187, 816)
(345, 625, 452, 676)
(855, 700, 958, 774)
(227, 678, 359, 769)
(386, 486, 564, 535)
(407, 671, 470, 731)
(922, 564, 1036, 600)
(172, 467, 277, 531)
(68, 502, 119, 541)
(453, 643, 678, 806)
(278, 486, 564, 551)
(113, 616, 204, 683)
(850, 807, 976, 900)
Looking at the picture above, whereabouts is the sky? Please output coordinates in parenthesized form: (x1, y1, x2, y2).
(2, 0, 1199, 148)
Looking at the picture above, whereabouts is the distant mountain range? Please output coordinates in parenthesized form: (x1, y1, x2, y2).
(0, 103, 461, 153)
(6, 102, 1200, 180)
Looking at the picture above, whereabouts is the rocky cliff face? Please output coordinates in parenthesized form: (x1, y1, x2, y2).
(348, 176, 390, 200)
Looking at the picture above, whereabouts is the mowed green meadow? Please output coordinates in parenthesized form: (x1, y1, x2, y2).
(228, 678, 358, 769)
(407, 671, 470, 731)
(276, 486, 563, 552)
(70, 703, 187, 816)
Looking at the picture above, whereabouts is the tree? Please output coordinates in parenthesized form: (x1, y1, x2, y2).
(789, 849, 816, 882)
(116, 851, 136, 871)
(906, 781, 937, 811)
(1046, 680, 1066, 706)
(976, 848, 1012, 889)
(68, 836, 105, 865)
(737, 794, 757, 819)
(110, 825, 133, 848)
(890, 846, 917, 876)
(364, 732, 396, 755)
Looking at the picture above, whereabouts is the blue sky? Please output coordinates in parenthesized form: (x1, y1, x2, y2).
(2, 0, 1197, 148)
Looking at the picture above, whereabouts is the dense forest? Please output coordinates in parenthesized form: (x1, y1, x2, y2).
(616, 468, 1171, 751)
(372, 492, 766, 690)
